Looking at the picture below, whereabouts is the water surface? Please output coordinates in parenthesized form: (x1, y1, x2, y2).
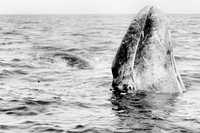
(0, 14, 199, 133)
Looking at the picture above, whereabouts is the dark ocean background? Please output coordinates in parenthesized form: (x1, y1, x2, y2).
(0, 14, 199, 133)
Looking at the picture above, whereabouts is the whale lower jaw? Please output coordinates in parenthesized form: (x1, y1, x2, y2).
(111, 6, 185, 94)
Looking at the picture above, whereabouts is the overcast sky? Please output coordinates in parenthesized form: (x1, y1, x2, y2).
(0, 0, 199, 14)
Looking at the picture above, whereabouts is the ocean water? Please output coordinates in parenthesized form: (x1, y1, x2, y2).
(0, 14, 199, 133)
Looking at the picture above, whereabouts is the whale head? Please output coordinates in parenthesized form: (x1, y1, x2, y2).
(111, 6, 185, 94)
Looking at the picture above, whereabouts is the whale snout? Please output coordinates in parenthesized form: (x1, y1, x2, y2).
(112, 81, 136, 94)
(123, 84, 136, 93)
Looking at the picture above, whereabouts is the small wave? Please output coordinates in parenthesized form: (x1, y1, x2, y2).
(99, 40, 114, 44)
(22, 75, 56, 83)
(0, 62, 12, 67)
(39, 127, 64, 133)
(0, 70, 14, 78)
(23, 21, 39, 24)
(68, 125, 113, 133)
(18, 26, 33, 30)
(190, 72, 200, 80)
(87, 46, 110, 52)
(0, 41, 24, 45)
(0, 124, 17, 130)
(13, 70, 28, 75)
(12, 58, 21, 62)
(54, 53, 91, 69)
(0, 106, 28, 112)
(0, 69, 28, 78)
(0, 61, 35, 69)
(35, 46, 61, 51)
(65, 48, 82, 52)
(180, 73, 192, 88)
(16, 64, 35, 69)
(0, 98, 57, 116)
(0, 42, 13, 45)
(70, 33, 88, 37)
(2, 31, 21, 36)
(20, 121, 65, 132)
(191, 32, 200, 35)
(175, 56, 200, 61)
(6, 111, 37, 116)
(0, 105, 38, 116)
(72, 102, 91, 108)
(31, 125, 65, 133)
(20, 120, 35, 124)
(24, 99, 55, 106)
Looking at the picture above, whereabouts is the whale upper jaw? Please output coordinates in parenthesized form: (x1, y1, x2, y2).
(111, 6, 185, 94)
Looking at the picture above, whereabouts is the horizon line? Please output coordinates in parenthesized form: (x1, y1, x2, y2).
(0, 13, 200, 15)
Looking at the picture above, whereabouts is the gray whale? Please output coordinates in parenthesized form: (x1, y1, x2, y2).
(111, 6, 185, 93)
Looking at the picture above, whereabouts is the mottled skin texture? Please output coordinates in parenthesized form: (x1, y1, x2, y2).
(111, 6, 185, 94)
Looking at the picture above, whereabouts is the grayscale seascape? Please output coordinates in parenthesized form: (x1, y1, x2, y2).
(0, 14, 199, 133)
